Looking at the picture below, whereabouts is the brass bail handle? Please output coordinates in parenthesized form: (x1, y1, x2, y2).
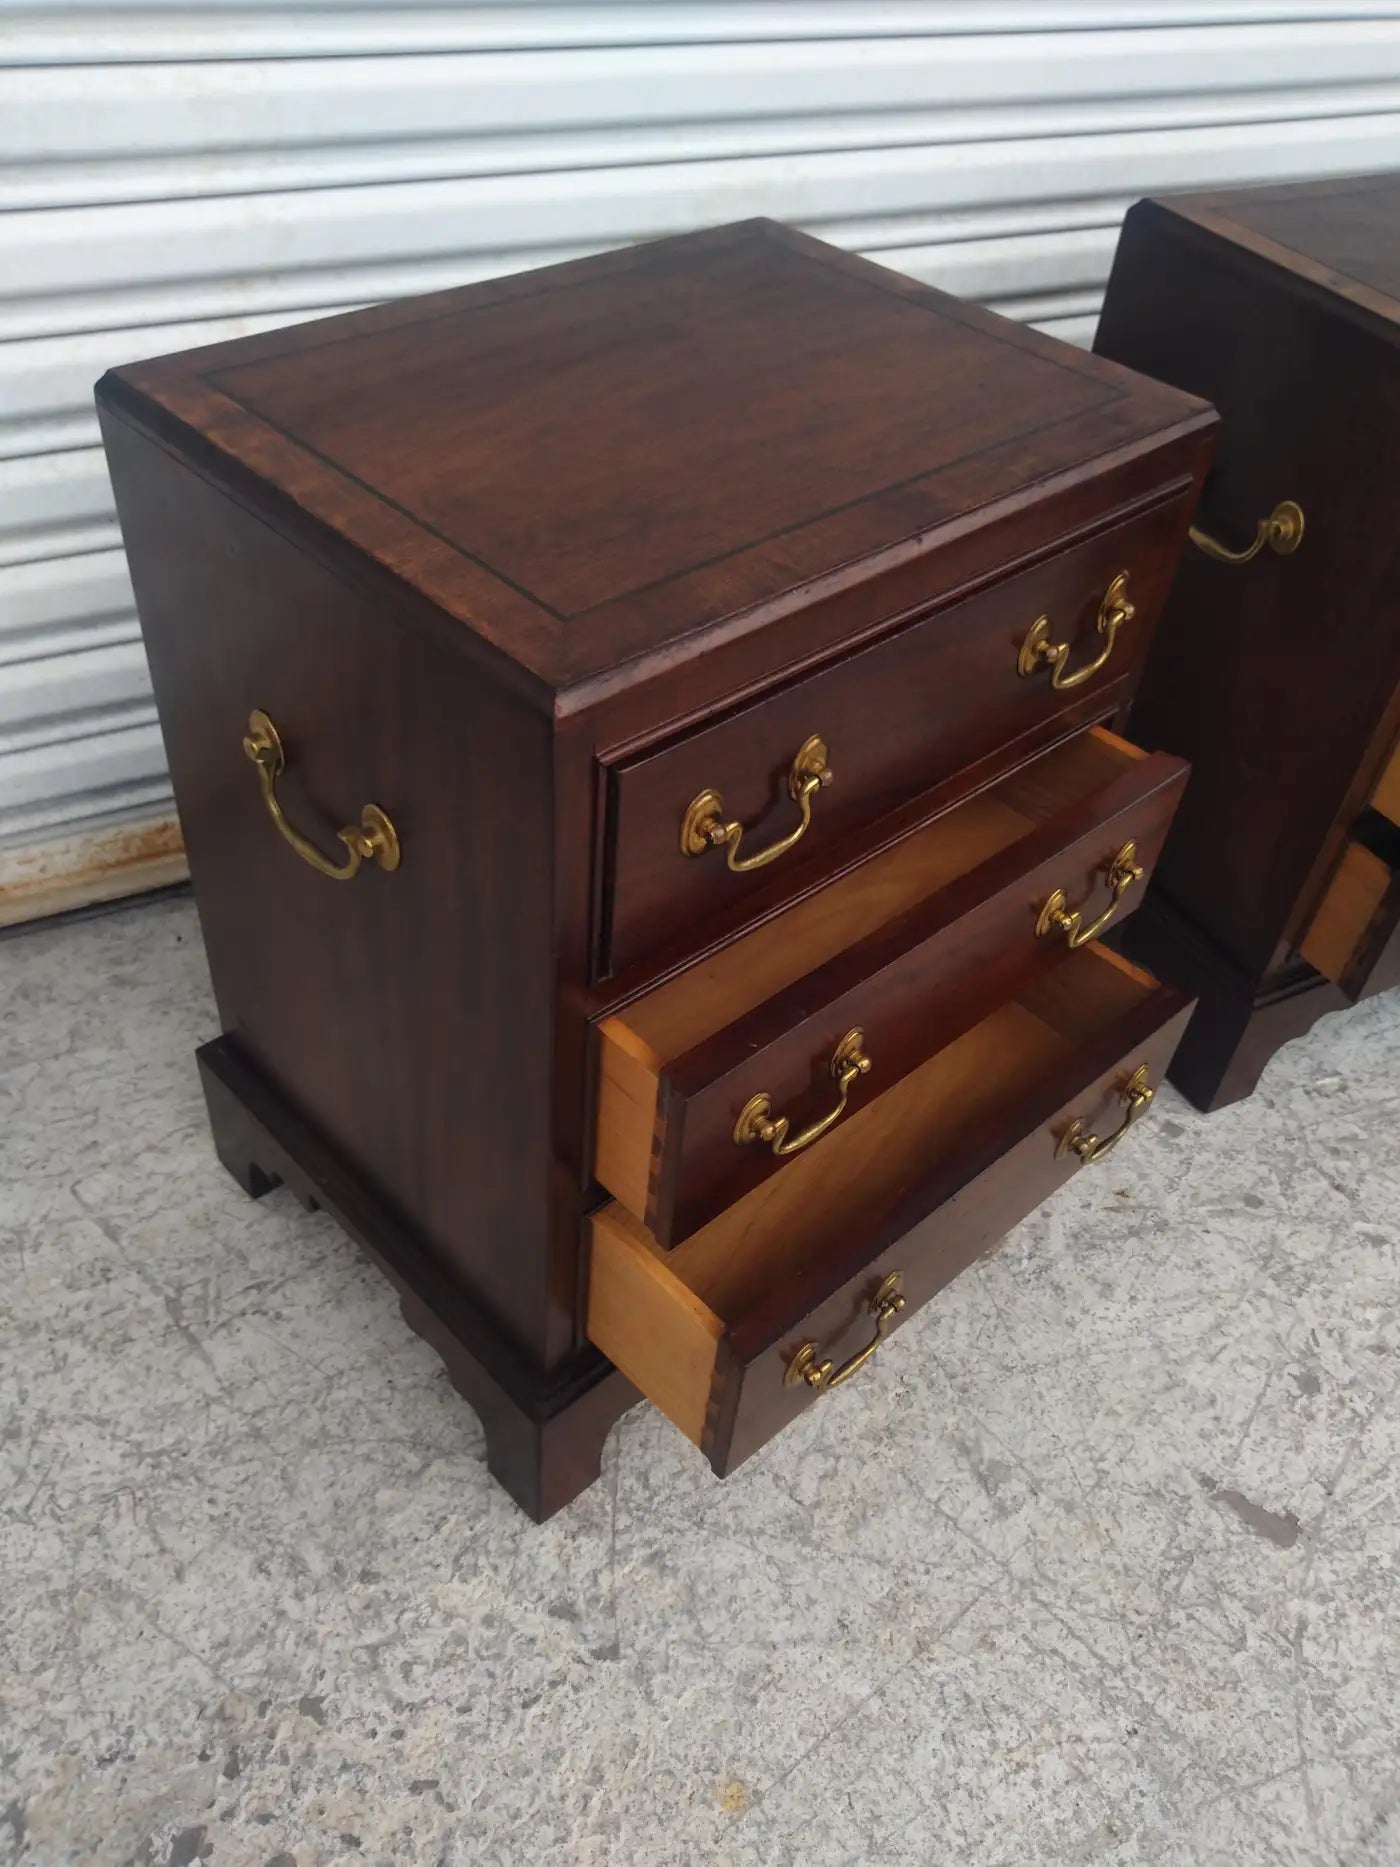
(733, 1028, 872, 1159)
(1018, 570, 1135, 692)
(1056, 1063, 1155, 1166)
(1189, 499, 1304, 566)
(243, 709, 401, 882)
(1036, 842, 1145, 950)
(681, 734, 832, 873)
(786, 1272, 906, 1391)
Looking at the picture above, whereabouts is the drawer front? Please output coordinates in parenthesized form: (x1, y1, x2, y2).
(595, 729, 1188, 1247)
(600, 489, 1193, 976)
(588, 947, 1192, 1476)
(1300, 818, 1400, 1002)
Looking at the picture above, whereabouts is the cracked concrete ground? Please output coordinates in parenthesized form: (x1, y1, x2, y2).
(2, 890, 1398, 1867)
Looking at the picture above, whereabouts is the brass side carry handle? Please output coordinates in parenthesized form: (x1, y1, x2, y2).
(682, 734, 831, 873)
(243, 709, 400, 882)
(1189, 499, 1304, 565)
(1056, 1063, 1154, 1165)
(1018, 570, 1134, 692)
(1036, 842, 1145, 949)
(786, 1271, 906, 1391)
(733, 1028, 872, 1159)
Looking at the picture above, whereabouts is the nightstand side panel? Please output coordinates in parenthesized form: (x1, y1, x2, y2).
(101, 408, 566, 1367)
(1097, 202, 1400, 981)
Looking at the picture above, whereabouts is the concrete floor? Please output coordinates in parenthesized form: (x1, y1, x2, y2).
(2, 890, 1398, 1867)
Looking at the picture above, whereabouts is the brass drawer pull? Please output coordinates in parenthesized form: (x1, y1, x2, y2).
(1036, 841, 1144, 949)
(786, 1271, 906, 1390)
(1189, 499, 1304, 565)
(242, 709, 401, 882)
(681, 734, 831, 872)
(1018, 570, 1134, 691)
(1057, 1063, 1154, 1165)
(733, 1027, 871, 1158)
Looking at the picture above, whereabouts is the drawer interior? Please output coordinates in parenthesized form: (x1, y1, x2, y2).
(596, 725, 1148, 1218)
(589, 942, 1164, 1446)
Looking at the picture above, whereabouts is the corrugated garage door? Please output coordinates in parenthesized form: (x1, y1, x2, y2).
(3, 2, 1399, 922)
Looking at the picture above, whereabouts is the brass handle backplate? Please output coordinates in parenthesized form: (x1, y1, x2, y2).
(682, 734, 832, 872)
(734, 1028, 872, 1158)
(786, 1271, 906, 1391)
(243, 709, 400, 882)
(1189, 499, 1304, 565)
(1036, 842, 1145, 949)
(1056, 1063, 1154, 1165)
(1018, 570, 1134, 692)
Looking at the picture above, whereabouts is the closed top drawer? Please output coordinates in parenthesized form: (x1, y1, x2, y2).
(599, 488, 1194, 976)
(594, 725, 1187, 1248)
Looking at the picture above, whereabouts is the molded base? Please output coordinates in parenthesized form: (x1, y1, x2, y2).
(1115, 893, 1347, 1111)
(197, 1036, 637, 1521)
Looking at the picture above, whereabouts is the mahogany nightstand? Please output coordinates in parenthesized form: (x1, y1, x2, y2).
(1096, 172, 1400, 1109)
(99, 220, 1213, 1517)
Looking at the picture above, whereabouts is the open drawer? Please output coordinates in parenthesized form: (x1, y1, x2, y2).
(594, 726, 1187, 1247)
(1300, 810, 1400, 1002)
(1370, 740, 1400, 831)
(589, 944, 1191, 1475)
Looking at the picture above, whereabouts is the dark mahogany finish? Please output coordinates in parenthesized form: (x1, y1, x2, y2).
(631, 744, 1187, 1250)
(1096, 172, 1400, 1108)
(100, 220, 1211, 1517)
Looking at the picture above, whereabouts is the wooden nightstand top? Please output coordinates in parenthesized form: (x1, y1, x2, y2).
(99, 219, 1208, 697)
(1145, 170, 1400, 335)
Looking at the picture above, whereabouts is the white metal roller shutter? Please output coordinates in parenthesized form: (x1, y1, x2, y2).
(2, 2, 1399, 922)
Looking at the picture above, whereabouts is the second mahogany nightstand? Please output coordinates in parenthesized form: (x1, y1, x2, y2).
(1096, 171, 1400, 1109)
